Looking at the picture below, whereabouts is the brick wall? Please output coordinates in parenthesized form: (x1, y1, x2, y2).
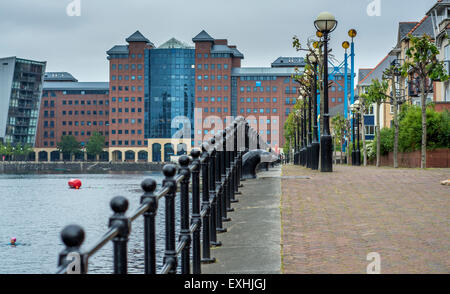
(369, 148, 449, 168)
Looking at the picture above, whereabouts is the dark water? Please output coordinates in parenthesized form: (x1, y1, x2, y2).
(0, 172, 175, 274)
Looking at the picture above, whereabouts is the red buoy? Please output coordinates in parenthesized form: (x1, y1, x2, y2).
(68, 179, 82, 189)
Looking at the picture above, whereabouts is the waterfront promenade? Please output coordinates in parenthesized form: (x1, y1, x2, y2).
(202, 167, 282, 274)
(203, 164, 450, 274)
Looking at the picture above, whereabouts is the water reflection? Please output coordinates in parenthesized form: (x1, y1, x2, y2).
(0, 172, 183, 274)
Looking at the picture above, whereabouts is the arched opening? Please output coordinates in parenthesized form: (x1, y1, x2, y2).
(99, 151, 109, 162)
(86, 153, 96, 161)
(38, 151, 48, 162)
(138, 151, 148, 162)
(74, 152, 84, 161)
(112, 150, 122, 162)
(50, 151, 60, 162)
(125, 150, 135, 162)
(164, 143, 174, 162)
(28, 152, 36, 162)
(152, 143, 161, 162)
(177, 143, 187, 155)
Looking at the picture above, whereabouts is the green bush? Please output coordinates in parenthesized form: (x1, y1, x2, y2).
(398, 106, 449, 152)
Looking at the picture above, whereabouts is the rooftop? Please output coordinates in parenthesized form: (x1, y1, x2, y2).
(43, 82, 109, 91)
(271, 57, 306, 68)
(158, 38, 194, 49)
(44, 72, 78, 82)
(126, 30, 154, 46)
(192, 30, 215, 42)
(231, 67, 301, 77)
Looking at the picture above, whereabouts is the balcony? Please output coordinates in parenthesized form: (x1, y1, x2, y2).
(408, 78, 433, 97)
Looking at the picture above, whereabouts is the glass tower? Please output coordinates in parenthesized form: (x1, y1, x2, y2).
(145, 38, 195, 139)
(0, 57, 46, 146)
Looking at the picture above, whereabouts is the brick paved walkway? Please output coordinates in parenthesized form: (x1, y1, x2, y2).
(281, 165, 450, 274)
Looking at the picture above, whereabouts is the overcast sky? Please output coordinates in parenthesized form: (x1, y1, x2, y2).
(0, 0, 437, 82)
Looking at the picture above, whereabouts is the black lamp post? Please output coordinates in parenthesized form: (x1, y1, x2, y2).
(308, 52, 320, 170)
(354, 100, 361, 166)
(303, 88, 312, 169)
(351, 104, 356, 166)
(314, 12, 337, 173)
(301, 97, 307, 166)
(295, 113, 301, 165)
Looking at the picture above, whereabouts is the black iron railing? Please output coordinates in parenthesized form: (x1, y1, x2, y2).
(55, 117, 268, 274)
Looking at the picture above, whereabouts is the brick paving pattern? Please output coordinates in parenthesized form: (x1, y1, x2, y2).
(281, 165, 450, 274)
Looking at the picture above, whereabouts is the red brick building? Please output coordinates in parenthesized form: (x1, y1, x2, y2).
(106, 31, 154, 153)
(35, 72, 109, 161)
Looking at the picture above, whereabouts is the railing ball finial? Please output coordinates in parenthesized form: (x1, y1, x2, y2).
(190, 148, 201, 159)
(163, 164, 177, 178)
(110, 196, 129, 214)
(141, 178, 157, 193)
(61, 224, 85, 248)
(179, 155, 191, 167)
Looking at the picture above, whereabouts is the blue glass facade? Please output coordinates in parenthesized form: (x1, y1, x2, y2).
(145, 48, 195, 139)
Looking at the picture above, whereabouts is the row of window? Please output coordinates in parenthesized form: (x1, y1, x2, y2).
(240, 76, 279, 81)
(198, 53, 233, 59)
(111, 140, 147, 146)
(61, 110, 109, 116)
(331, 98, 343, 103)
(239, 108, 279, 114)
(197, 97, 229, 102)
(111, 75, 143, 81)
(110, 118, 143, 124)
(62, 131, 109, 137)
(197, 75, 229, 81)
(240, 86, 280, 93)
(197, 64, 229, 70)
(111, 97, 143, 102)
(202, 118, 278, 124)
(62, 121, 108, 126)
(197, 85, 229, 92)
(111, 86, 143, 92)
(111, 64, 143, 70)
(43, 90, 108, 97)
(202, 108, 229, 113)
(111, 108, 142, 113)
(239, 97, 279, 103)
(110, 129, 143, 135)
(61, 100, 108, 105)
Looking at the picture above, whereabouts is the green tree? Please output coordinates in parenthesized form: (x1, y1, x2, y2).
(86, 132, 106, 161)
(331, 113, 347, 164)
(57, 135, 81, 161)
(361, 78, 389, 167)
(402, 33, 449, 168)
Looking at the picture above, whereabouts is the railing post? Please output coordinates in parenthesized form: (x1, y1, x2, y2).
(201, 143, 215, 263)
(215, 134, 226, 233)
(57, 225, 87, 274)
(162, 164, 178, 274)
(208, 138, 221, 246)
(225, 127, 234, 212)
(232, 122, 241, 197)
(109, 196, 131, 274)
(190, 149, 202, 274)
(222, 131, 232, 220)
(178, 156, 191, 274)
(140, 178, 158, 274)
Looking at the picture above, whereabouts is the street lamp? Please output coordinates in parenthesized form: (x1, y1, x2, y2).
(314, 11, 337, 172)
(307, 51, 320, 170)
